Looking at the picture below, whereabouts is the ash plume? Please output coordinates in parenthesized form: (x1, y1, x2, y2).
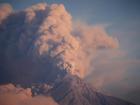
(0, 3, 118, 84)
(0, 3, 12, 23)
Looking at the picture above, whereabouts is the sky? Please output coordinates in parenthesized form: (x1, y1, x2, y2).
(0, 0, 140, 104)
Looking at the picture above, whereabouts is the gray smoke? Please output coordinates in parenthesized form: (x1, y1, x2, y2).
(0, 3, 118, 85)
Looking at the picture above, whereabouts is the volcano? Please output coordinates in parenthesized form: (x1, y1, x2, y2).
(0, 3, 136, 105)
(28, 74, 135, 105)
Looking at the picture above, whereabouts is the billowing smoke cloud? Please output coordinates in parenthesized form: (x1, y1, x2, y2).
(0, 84, 58, 105)
(0, 3, 118, 84)
(0, 3, 12, 23)
(72, 23, 118, 76)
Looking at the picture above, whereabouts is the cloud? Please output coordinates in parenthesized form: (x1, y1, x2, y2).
(0, 3, 13, 23)
(0, 3, 118, 85)
(0, 84, 58, 105)
(73, 23, 118, 50)
(72, 23, 118, 76)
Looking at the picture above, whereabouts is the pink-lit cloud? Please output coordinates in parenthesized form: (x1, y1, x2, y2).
(0, 3, 118, 80)
(0, 3, 12, 23)
(0, 84, 58, 105)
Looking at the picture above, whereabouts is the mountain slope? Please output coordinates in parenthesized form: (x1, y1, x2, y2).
(31, 74, 135, 105)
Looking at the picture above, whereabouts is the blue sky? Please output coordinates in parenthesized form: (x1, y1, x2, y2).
(0, 0, 140, 104)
